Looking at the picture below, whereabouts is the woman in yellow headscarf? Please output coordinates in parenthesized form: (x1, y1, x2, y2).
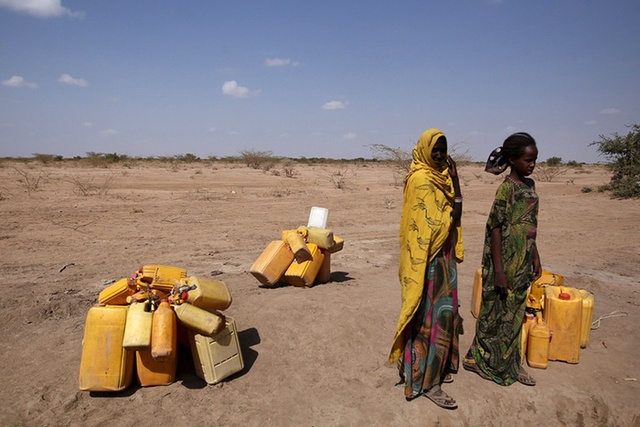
(389, 129, 464, 409)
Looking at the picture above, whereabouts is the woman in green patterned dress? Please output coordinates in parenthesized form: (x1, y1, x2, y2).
(464, 132, 541, 386)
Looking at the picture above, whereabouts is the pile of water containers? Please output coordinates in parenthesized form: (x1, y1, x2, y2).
(78, 265, 243, 392)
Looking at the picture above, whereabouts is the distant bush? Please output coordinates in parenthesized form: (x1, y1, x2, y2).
(176, 153, 199, 163)
(328, 168, 356, 189)
(32, 153, 62, 164)
(581, 187, 593, 193)
(449, 141, 474, 165)
(282, 161, 296, 178)
(590, 124, 640, 199)
(68, 172, 115, 196)
(85, 152, 129, 167)
(367, 144, 411, 170)
(14, 167, 48, 195)
(239, 149, 274, 169)
(545, 157, 563, 166)
(534, 163, 567, 182)
(366, 143, 410, 186)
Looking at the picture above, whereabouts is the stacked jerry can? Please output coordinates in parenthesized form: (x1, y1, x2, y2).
(78, 304, 134, 392)
(175, 275, 244, 385)
(470, 269, 596, 370)
(518, 271, 596, 369)
(250, 207, 344, 288)
(79, 265, 244, 392)
(543, 286, 595, 363)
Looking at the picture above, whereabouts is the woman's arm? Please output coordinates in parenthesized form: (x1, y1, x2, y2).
(532, 242, 542, 280)
(491, 226, 509, 295)
(448, 156, 462, 221)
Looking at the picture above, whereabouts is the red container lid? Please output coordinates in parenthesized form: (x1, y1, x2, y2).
(559, 292, 571, 300)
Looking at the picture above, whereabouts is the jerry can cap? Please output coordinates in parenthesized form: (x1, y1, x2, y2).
(559, 292, 571, 300)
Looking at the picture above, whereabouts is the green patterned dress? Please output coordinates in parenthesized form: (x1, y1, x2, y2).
(468, 178, 538, 385)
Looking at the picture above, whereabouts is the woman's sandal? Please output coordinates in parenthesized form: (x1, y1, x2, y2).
(443, 373, 454, 384)
(423, 386, 458, 410)
(462, 360, 493, 382)
(517, 368, 536, 386)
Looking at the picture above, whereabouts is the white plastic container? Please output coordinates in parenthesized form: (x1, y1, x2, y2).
(307, 206, 329, 229)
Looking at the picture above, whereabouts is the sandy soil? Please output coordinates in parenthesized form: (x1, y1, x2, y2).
(0, 160, 638, 427)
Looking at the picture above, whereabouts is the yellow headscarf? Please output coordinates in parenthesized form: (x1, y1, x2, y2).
(388, 128, 464, 363)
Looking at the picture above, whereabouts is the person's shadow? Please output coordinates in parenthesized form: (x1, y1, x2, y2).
(236, 327, 260, 374)
(258, 271, 354, 289)
(326, 271, 353, 283)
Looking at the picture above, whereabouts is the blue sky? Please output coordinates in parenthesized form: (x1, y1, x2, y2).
(1, 1, 639, 162)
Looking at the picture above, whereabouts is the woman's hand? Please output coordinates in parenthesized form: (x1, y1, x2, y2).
(494, 271, 510, 296)
(532, 246, 542, 280)
(490, 227, 508, 296)
(447, 156, 458, 178)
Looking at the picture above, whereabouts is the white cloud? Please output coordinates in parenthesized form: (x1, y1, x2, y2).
(584, 120, 597, 126)
(58, 73, 88, 87)
(221, 80, 260, 99)
(600, 108, 621, 115)
(207, 127, 216, 133)
(265, 58, 290, 67)
(101, 129, 119, 136)
(83, 121, 92, 127)
(2, 75, 38, 89)
(0, 0, 84, 18)
(322, 100, 347, 110)
(503, 126, 517, 133)
(264, 57, 300, 67)
(342, 132, 357, 140)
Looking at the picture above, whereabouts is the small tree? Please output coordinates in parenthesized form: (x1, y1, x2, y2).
(32, 153, 60, 164)
(590, 124, 640, 199)
(366, 144, 411, 187)
(178, 153, 199, 163)
(545, 157, 563, 166)
(367, 144, 411, 172)
(239, 149, 274, 169)
(534, 157, 567, 182)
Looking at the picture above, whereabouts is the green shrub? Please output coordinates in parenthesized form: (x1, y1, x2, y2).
(239, 149, 274, 169)
(590, 124, 640, 199)
(545, 157, 563, 166)
(32, 153, 60, 164)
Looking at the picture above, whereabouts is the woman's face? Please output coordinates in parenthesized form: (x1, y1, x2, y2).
(431, 137, 447, 167)
(511, 144, 538, 176)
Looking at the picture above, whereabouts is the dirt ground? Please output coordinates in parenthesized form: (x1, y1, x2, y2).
(0, 159, 638, 427)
